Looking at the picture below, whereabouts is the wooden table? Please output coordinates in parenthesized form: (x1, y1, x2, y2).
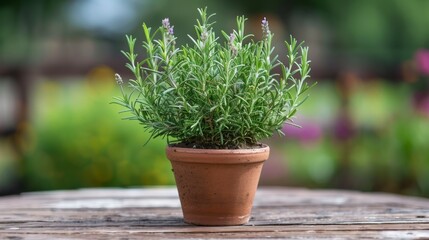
(0, 187, 428, 239)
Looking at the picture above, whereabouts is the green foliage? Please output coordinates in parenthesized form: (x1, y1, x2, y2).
(23, 80, 174, 191)
(114, 8, 312, 149)
(276, 82, 429, 197)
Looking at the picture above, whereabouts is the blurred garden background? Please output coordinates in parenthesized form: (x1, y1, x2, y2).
(1, 0, 429, 196)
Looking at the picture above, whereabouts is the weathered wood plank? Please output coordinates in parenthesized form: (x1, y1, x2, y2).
(1, 225, 429, 239)
(0, 187, 428, 239)
(0, 205, 428, 226)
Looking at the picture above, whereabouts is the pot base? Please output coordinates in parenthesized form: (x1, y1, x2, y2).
(184, 214, 250, 226)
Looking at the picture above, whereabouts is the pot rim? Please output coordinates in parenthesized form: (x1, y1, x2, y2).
(166, 144, 270, 164)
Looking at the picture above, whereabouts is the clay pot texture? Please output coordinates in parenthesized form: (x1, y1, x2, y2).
(166, 145, 269, 226)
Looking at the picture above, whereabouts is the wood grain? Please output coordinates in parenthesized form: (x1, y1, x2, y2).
(0, 187, 428, 239)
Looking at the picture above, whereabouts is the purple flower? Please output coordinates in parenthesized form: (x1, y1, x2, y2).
(416, 49, 429, 76)
(229, 33, 238, 56)
(261, 17, 270, 39)
(162, 18, 174, 36)
(115, 73, 123, 85)
(261, 17, 268, 26)
(282, 119, 322, 144)
(162, 18, 170, 29)
(229, 33, 236, 43)
(162, 17, 175, 45)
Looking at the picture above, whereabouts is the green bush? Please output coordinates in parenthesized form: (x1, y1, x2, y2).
(278, 82, 429, 197)
(23, 79, 174, 191)
(114, 8, 312, 149)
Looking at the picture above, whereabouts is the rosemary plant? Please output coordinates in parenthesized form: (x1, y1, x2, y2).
(114, 8, 313, 149)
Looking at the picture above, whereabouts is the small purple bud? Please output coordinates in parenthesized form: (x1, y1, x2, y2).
(229, 33, 238, 56)
(162, 18, 170, 29)
(115, 73, 123, 85)
(261, 17, 268, 26)
(162, 18, 175, 45)
(261, 17, 270, 39)
(229, 33, 235, 43)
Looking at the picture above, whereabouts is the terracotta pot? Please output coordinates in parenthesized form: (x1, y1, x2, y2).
(166, 145, 269, 226)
